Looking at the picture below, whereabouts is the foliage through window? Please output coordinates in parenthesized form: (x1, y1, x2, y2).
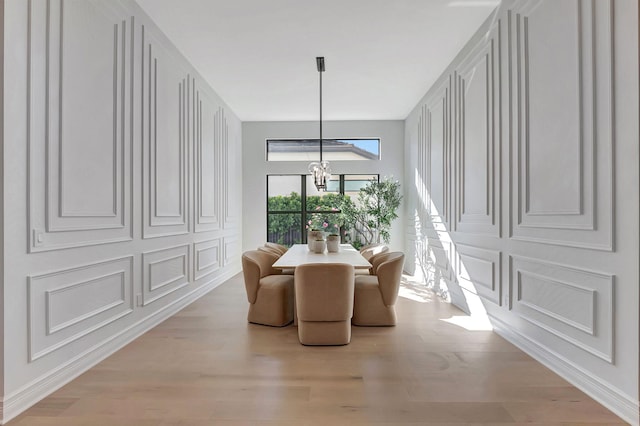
(267, 175, 378, 247)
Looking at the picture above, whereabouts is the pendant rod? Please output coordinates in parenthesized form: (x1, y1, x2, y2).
(319, 66, 322, 162)
(316, 57, 325, 163)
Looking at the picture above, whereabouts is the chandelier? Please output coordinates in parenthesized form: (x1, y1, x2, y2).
(308, 56, 331, 191)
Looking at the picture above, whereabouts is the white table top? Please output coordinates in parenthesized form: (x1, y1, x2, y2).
(272, 244, 372, 269)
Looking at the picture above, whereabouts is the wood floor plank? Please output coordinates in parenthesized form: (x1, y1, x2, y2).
(7, 273, 626, 425)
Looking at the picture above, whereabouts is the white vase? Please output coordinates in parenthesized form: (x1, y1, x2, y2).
(307, 230, 324, 250)
(313, 240, 326, 253)
(326, 235, 340, 253)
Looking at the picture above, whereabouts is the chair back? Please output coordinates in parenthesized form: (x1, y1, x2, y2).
(265, 242, 288, 255)
(369, 250, 393, 275)
(360, 244, 389, 261)
(241, 250, 279, 303)
(258, 245, 282, 256)
(295, 263, 354, 322)
(376, 252, 405, 306)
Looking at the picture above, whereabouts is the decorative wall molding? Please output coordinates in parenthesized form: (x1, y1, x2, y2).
(194, 86, 222, 233)
(404, 0, 631, 419)
(142, 244, 190, 305)
(8, 0, 245, 424)
(28, 0, 133, 252)
(28, 256, 134, 362)
(4, 266, 239, 425)
(509, 0, 614, 250)
(454, 19, 501, 237)
(492, 318, 638, 425)
(142, 24, 189, 238)
(510, 255, 614, 363)
(423, 77, 451, 228)
(221, 109, 239, 230)
(427, 238, 453, 281)
(456, 244, 501, 306)
(223, 236, 239, 267)
(194, 238, 221, 281)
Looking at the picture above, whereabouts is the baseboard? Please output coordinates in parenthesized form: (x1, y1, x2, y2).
(0, 266, 240, 425)
(491, 316, 639, 426)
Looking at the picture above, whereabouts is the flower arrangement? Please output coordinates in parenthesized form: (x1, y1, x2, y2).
(306, 206, 341, 235)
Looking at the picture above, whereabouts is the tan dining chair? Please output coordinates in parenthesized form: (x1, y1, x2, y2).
(353, 252, 405, 326)
(265, 242, 288, 255)
(258, 245, 283, 256)
(369, 251, 396, 275)
(295, 263, 355, 345)
(355, 244, 389, 275)
(241, 250, 294, 327)
(261, 244, 295, 275)
(359, 244, 389, 261)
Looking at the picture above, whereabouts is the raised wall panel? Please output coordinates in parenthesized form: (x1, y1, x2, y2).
(194, 239, 221, 281)
(510, 256, 613, 363)
(221, 110, 239, 230)
(28, 256, 134, 361)
(456, 244, 501, 306)
(223, 236, 239, 267)
(194, 86, 221, 233)
(423, 78, 451, 228)
(28, 0, 133, 251)
(142, 244, 190, 306)
(427, 238, 452, 281)
(142, 25, 189, 238)
(416, 106, 429, 236)
(454, 20, 501, 237)
(510, 0, 613, 250)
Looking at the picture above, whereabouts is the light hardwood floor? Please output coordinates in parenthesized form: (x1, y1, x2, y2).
(9, 273, 625, 425)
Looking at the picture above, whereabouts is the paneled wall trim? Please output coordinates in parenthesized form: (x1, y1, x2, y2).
(454, 17, 501, 238)
(142, 244, 191, 306)
(28, 256, 134, 362)
(509, 0, 614, 251)
(3, 0, 243, 423)
(28, 0, 134, 252)
(404, 0, 638, 423)
(141, 24, 190, 239)
(510, 255, 614, 363)
(194, 239, 221, 281)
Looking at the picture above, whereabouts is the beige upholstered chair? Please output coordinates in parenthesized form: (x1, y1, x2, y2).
(265, 242, 288, 255)
(261, 244, 295, 275)
(355, 248, 390, 276)
(241, 250, 294, 327)
(355, 244, 389, 275)
(359, 244, 389, 261)
(258, 245, 283, 256)
(353, 252, 405, 326)
(295, 263, 355, 345)
(369, 251, 395, 275)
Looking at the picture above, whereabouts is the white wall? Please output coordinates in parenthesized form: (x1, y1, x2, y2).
(242, 120, 404, 253)
(2, 0, 242, 422)
(404, 0, 639, 423)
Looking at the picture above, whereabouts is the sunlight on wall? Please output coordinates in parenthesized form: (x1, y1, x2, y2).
(412, 167, 493, 331)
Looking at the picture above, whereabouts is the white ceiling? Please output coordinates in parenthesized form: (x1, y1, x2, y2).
(135, 0, 499, 121)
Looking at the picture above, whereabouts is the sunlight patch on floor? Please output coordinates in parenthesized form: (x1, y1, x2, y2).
(441, 314, 493, 331)
(398, 274, 434, 303)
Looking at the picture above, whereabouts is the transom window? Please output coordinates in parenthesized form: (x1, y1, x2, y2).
(266, 139, 380, 161)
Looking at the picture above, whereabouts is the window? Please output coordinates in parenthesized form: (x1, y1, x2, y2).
(267, 174, 378, 246)
(266, 139, 380, 161)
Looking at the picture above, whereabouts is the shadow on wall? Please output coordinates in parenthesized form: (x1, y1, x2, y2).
(410, 167, 491, 330)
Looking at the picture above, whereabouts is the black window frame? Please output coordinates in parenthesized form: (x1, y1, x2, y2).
(266, 138, 381, 161)
(266, 174, 379, 245)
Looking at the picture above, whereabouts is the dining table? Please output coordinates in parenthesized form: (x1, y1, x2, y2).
(272, 243, 371, 326)
(272, 243, 372, 270)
